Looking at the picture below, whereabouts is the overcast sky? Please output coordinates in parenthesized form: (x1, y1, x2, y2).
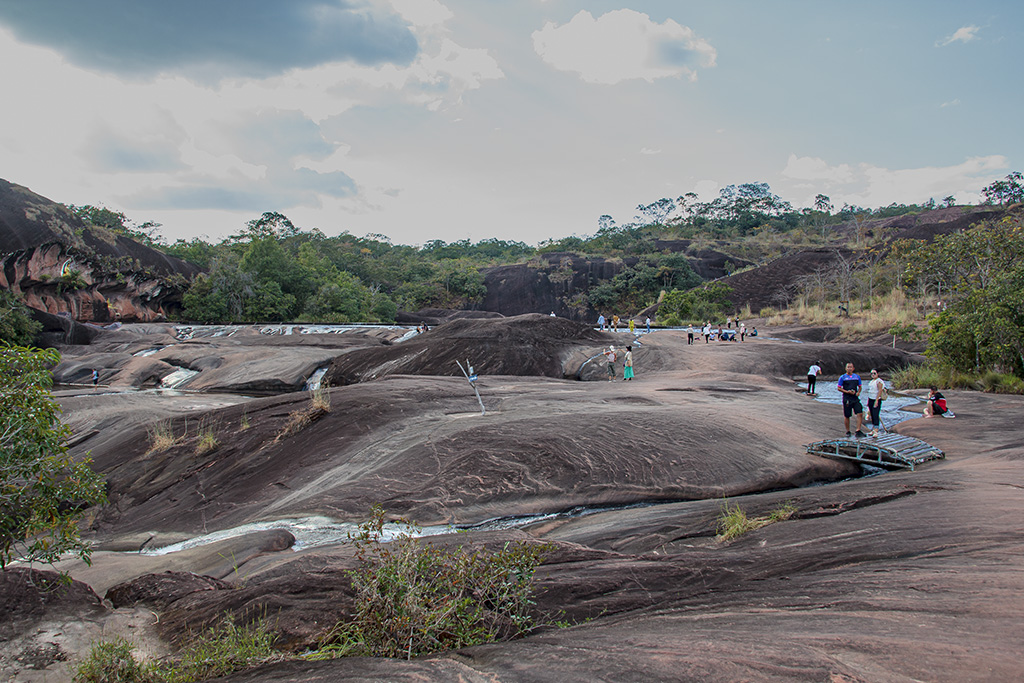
(0, 1, 1020, 246)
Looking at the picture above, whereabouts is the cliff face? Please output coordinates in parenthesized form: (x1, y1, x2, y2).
(0, 179, 201, 323)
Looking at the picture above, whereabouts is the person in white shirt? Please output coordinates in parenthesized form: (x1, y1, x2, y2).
(865, 368, 886, 436)
(806, 362, 822, 394)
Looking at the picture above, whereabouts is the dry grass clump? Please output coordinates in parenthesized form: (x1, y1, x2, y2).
(194, 421, 219, 456)
(716, 501, 797, 542)
(145, 420, 181, 455)
(275, 386, 332, 442)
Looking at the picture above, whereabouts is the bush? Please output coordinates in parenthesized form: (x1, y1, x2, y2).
(75, 638, 159, 683)
(76, 618, 279, 683)
(319, 506, 547, 659)
(1, 345, 106, 570)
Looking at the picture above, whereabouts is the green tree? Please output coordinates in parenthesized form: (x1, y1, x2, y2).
(981, 171, 1024, 206)
(659, 282, 734, 323)
(0, 290, 41, 346)
(1, 345, 106, 570)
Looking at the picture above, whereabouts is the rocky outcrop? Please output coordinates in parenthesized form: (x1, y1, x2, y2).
(481, 249, 750, 321)
(0, 178, 201, 323)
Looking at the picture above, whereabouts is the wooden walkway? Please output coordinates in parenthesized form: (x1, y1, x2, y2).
(806, 433, 945, 470)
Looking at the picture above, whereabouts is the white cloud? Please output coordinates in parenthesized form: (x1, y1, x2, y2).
(937, 25, 980, 47)
(532, 10, 716, 84)
(940, 99, 961, 108)
(782, 154, 855, 184)
(781, 154, 1008, 209)
(640, 148, 662, 155)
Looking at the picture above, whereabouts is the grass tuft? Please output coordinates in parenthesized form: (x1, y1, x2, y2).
(145, 420, 180, 455)
(716, 501, 797, 542)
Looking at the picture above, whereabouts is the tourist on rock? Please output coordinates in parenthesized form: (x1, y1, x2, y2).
(91, 368, 99, 385)
(838, 362, 866, 437)
(597, 314, 606, 330)
(866, 368, 886, 436)
(612, 314, 620, 331)
(739, 322, 746, 342)
(628, 318, 635, 334)
(923, 387, 952, 418)
(623, 346, 634, 381)
(604, 345, 617, 381)
(703, 322, 711, 343)
(806, 361, 822, 395)
(717, 325, 724, 340)
(687, 324, 694, 345)
(645, 317, 651, 334)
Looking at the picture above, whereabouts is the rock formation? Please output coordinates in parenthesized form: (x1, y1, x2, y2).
(0, 178, 200, 323)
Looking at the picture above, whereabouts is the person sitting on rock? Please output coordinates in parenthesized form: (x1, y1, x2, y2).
(923, 387, 951, 418)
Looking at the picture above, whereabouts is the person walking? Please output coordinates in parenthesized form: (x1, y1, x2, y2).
(623, 346, 634, 381)
(597, 314, 606, 331)
(612, 314, 620, 332)
(91, 369, 99, 386)
(806, 361, 822, 395)
(604, 345, 617, 382)
(865, 368, 886, 436)
(838, 362, 866, 437)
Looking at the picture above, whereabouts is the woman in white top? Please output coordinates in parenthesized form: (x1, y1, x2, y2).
(865, 368, 886, 436)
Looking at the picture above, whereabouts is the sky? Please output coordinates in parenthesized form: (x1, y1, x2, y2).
(0, 0, 1021, 247)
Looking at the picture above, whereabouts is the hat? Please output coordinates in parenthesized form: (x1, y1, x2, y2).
(609, 345, 615, 351)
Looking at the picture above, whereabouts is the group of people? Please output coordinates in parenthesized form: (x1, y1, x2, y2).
(685, 321, 755, 344)
(821, 361, 951, 438)
(597, 314, 652, 334)
(602, 345, 634, 381)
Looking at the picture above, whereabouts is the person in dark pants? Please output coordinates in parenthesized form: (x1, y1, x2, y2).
(837, 362, 865, 437)
(806, 361, 821, 394)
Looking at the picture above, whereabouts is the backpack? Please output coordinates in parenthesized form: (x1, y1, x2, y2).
(877, 380, 888, 401)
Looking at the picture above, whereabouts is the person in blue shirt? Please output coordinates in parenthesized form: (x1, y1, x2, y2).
(837, 362, 866, 437)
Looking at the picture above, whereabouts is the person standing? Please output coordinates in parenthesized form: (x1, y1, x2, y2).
(612, 314, 620, 332)
(838, 362, 866, 437)
(604, 345, 617, 382)
(703, 322, 711, 344)
(739, 322, 746, 342)
(865, 368, 886, 436)
(806, 361, 822, 395)
(645, 317, 651, 334)
(628, 318, 635, 335)
(91, 369, 99, 386)
(687, 324, 694, 345)
(623, 346, 634, 381)
(597, 314, 606, 331)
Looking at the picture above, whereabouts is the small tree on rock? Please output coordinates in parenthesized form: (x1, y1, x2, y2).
(0, 345, 106, 570)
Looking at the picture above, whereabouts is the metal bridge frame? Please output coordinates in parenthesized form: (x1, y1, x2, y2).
(806, 433, 944, 471)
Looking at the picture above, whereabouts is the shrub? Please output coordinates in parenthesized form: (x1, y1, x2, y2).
(1, 345, 106, 570)
(164, 616, 279, 683)
(77, 619, 280, 683)
(74, 638, 159, 683)
(318, 505, 547, 660)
